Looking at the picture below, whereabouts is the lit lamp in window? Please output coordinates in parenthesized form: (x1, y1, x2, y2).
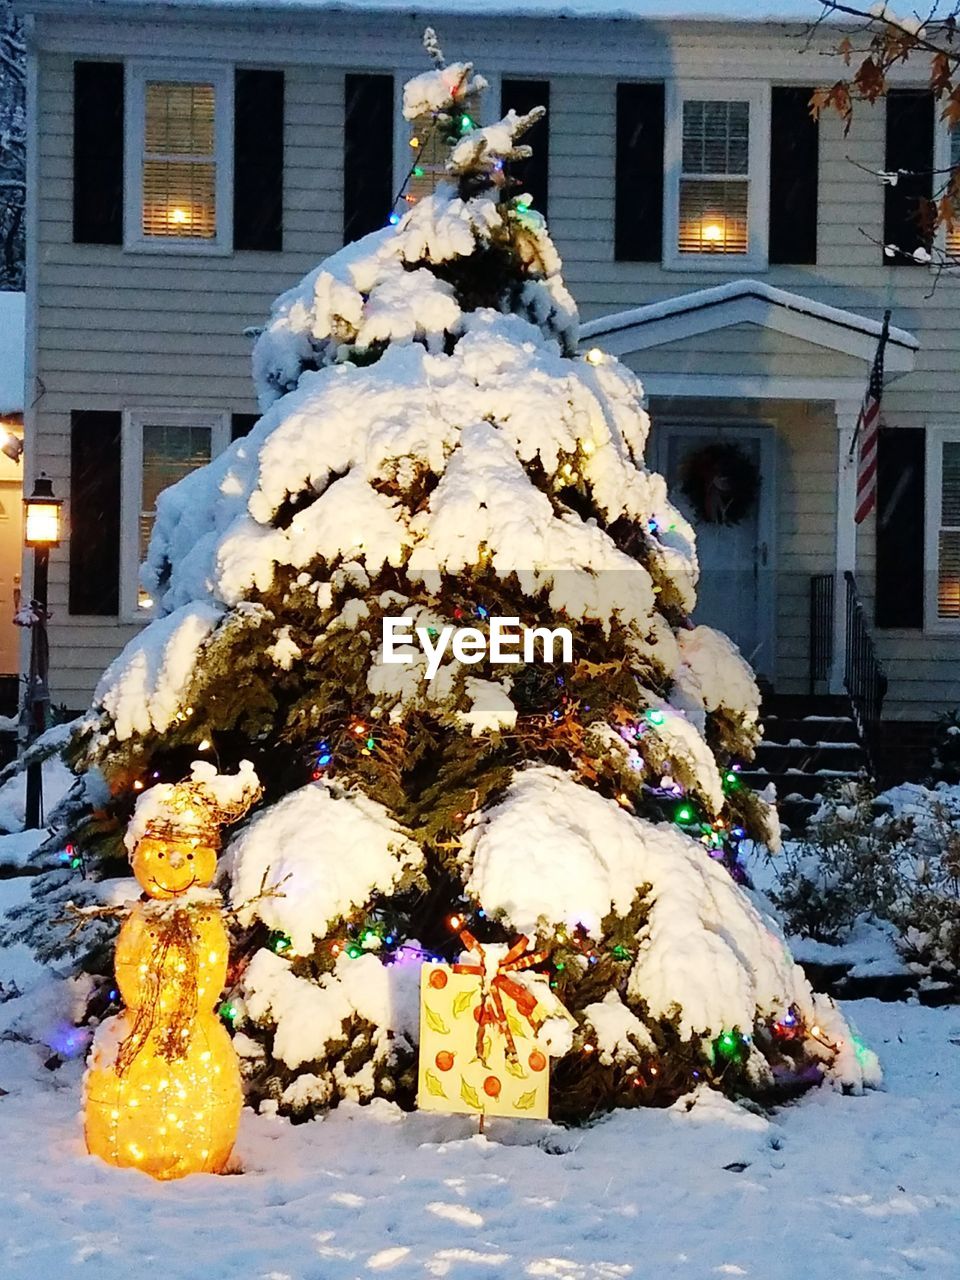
(22, 473, 63, 829)
(168, 206, 191, 230)
(701, 220, 725, 250)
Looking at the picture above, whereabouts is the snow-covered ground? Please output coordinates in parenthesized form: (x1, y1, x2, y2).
(0, 751, 76, 856)
(2, 870, 959, 1280)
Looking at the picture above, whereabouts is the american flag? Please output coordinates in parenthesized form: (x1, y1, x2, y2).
(854, 310, 891, 525)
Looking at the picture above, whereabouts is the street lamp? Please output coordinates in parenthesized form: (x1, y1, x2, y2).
(22, 473, 62, 829)
(25, 472, 63, 550)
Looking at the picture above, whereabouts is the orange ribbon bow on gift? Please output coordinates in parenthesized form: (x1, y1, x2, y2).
(454, 930, 550, 1065)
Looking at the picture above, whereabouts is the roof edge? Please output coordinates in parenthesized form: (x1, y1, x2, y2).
(13, 0, 853, 23)
(579, 280, 919, 353)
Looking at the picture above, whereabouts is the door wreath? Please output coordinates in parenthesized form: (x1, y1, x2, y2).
(679, 441, 760, 526)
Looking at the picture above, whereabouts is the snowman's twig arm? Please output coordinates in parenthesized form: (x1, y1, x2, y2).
(55, 900, 129, 939)
(221, 871, 291, 924)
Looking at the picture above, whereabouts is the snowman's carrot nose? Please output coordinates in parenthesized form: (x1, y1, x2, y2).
(167, 850, 186, 870)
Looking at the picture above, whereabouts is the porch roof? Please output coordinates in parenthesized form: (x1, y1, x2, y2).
(579, 279, 919, 374)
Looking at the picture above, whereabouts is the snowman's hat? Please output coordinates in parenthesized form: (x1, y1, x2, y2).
(130, 761, 262, 851)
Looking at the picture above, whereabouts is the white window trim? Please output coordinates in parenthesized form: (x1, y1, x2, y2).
(124, 61, 234, 256)
(924, 424, 960, 634)
(663, 80, 771, 274)
(120, 408, 230, 623)
(933, 109, 959, 271)
(390, 69, 502, 215)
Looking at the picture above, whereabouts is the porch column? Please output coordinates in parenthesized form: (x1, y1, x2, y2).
(831, 399, 860, 694)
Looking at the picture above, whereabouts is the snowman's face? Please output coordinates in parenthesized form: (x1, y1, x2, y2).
(132, 835, 218, 900)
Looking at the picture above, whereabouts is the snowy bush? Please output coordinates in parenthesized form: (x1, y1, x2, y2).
(773, 780, 960, 975)
(772, 781, 910, 944)
(885, 783, 960, 975)
(929, 708, 960, 786)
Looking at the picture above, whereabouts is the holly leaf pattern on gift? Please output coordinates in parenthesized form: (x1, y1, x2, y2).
(507, 1011, 526, 1039)
(505, 1058, 528, 1079)
(514, 1089, 539, 1111)
(453, 990, 474, 1018)
(460, 1077, 482, 1110)
(424, 1006, 450, 1035)
(424, 1070, 447, 1099)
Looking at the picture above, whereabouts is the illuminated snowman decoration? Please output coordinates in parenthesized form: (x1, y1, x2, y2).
(84, 761, 260, 1180)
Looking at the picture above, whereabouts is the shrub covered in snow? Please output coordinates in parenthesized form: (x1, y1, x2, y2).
(29, 38, 877, 1119)
(930, 708, 960, 786)
(885, 783, 960, 976)
(772, 782, 910, 944)
(773, 780, 960, 978)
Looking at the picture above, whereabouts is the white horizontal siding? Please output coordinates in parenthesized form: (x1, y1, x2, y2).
(634, 325, 867, 380)
(29, 18, 960, 718)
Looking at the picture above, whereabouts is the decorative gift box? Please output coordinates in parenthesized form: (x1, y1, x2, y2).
(417, 933, 569, 1120)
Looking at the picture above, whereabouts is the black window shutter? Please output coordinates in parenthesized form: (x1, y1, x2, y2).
(344, 73, 394, 243)
(500, 79, 550, 219)
(231, 412, 259, 441)
(884, 89, 934, 264)
(769, 87, 819, 265)
(875, 427, 925, 628)
(615, 83, 665, 263)
(234, 69, 284, 252)
(73, 62, 124, 245)
(69, 411, 122, 616)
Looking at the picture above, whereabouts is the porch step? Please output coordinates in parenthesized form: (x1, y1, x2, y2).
(754, 691, 871, 837)
(760, 693, 852, 721)
(753, 742, 864, 773)
(760, 717, 859, 747)
(741, 768, 864, 802)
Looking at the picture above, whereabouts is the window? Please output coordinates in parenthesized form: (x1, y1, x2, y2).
(937, 441, 960, 617)
(925, 428, 960, 629)
(679, 100, 749, 254)
(125, 64, 233, 253)
(664, 83, 769, 271)
(143, 81, 215, 238)
(121, 410, 229, 618)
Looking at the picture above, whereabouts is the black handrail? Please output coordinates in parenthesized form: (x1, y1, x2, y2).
(844, 570, 887, 730)
(809, 573, 834, 695)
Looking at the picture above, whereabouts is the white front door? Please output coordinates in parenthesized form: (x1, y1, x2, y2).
(655, 422, 776, 679)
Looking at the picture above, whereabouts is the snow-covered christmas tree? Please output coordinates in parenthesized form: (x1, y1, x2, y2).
(56, 37, 876, 1120)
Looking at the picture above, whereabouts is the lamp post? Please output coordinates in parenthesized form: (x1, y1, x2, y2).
(22, 473, 62, 829)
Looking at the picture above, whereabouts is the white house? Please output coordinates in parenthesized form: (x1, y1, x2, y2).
(10, 0, 960, 780)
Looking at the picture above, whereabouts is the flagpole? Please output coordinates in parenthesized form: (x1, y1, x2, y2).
(848, 309, 891, 462)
